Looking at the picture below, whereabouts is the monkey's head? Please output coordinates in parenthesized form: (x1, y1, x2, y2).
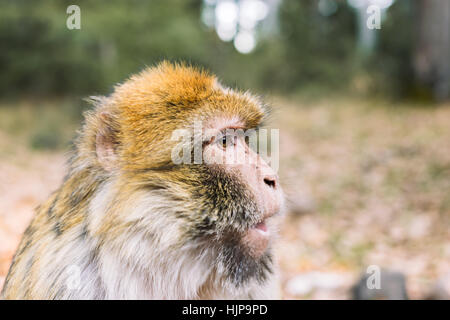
(79, 62, 284, 291)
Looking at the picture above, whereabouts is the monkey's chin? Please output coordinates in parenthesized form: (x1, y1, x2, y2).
(242, 221, 271, 259)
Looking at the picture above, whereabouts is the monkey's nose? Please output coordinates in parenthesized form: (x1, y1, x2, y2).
(263, 175, 277, 189)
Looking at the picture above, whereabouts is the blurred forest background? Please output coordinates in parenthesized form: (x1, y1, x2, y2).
(0, 0, 449, 299)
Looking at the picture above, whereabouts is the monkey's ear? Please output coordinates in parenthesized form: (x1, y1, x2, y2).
(96, 111, 118, 171)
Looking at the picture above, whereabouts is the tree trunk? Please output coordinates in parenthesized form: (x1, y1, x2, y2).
(414, 0, 450, 101)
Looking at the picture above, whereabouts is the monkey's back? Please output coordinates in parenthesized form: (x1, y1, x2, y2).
(1, 188, 103, 299)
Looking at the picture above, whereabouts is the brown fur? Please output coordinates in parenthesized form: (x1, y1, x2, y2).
(1, 62, 281, 300)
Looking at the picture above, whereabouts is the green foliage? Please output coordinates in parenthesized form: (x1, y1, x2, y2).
(278, 0, 357, 91)
(365, 0, 415, 98)
(0, 0, 208, 97)
(0, 0, 422, 99)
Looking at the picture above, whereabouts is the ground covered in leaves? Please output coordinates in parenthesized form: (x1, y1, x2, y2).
(0, 97, 449, 299)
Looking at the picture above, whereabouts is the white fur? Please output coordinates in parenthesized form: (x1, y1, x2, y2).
(77, 178, 279, 299)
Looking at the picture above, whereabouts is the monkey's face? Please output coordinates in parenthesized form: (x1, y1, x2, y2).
(182, 116, 284, 286)
(95, 63, 284, 288)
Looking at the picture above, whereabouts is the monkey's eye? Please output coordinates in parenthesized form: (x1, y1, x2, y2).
(217, 134, 236, 149)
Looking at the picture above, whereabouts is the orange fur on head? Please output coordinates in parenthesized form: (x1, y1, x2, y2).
(90, 62, 267, 171)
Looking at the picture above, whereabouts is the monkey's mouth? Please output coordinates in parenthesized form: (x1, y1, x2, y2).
(253, 220, 269, 236)
(241, 219, 271, 258)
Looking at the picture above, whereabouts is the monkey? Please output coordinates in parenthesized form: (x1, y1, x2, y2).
(1, 62, 284, 299)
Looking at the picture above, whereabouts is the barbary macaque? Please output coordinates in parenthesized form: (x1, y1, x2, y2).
(1, 62, 284, 299)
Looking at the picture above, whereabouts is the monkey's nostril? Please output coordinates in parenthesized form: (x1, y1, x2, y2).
(263, 177, 276, 189)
